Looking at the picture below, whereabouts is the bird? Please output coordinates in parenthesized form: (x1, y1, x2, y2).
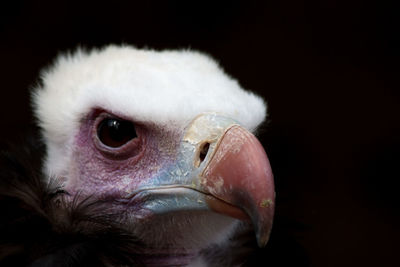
(0, 45, 275, 266)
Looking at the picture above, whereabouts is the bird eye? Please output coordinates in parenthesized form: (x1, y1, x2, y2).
(97, 118, 137, 148)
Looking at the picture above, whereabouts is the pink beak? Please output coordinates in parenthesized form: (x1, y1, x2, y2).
(201, 125, 275, 247)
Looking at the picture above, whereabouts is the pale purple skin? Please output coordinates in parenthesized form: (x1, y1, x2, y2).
(66, 109, 182, 202)
(60, 109, 275, 265)
(65, 110, 224, 265)
(65, 110, 198, 264)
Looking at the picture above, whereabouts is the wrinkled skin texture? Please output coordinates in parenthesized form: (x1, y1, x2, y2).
(59, 111, 274, 265)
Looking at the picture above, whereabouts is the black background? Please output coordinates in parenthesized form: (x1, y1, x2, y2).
(1, 1, 399, 266)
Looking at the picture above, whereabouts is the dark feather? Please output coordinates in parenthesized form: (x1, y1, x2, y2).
(0, 132, 309, 266)
(0, 134, 145, 267)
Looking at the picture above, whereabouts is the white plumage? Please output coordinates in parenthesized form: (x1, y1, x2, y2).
(33, 45, 266, 178)
(29, 45, 273, 266)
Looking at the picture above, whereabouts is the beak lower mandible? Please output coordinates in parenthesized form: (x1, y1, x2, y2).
(184, 114, 275, 247)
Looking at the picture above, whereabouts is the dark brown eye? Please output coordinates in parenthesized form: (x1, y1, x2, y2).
(97, 118, 137, 148)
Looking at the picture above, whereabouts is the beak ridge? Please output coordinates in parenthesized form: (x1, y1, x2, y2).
(201, 125, 275, 247)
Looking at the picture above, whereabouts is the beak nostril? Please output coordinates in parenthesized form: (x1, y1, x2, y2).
(199, 142, 210, 163)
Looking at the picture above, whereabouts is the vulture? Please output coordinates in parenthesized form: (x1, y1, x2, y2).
(0, 45, 275, 266)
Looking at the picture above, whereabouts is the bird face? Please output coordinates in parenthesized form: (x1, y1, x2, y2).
(33, 45, 274, 252)
(66, 110, 274, 247)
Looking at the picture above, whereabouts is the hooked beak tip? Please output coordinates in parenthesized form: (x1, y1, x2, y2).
(201, 125, 275, 246)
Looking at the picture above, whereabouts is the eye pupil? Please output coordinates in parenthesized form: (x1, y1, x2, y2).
(97, 118, 137, 148)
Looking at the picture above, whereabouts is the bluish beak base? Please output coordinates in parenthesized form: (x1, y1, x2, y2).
(123, 114, 275, 247)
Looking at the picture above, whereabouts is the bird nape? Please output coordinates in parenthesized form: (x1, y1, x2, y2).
(0, 45, 275, 266)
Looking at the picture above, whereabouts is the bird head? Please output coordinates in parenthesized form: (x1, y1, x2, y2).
(33, 45, 274, 254)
